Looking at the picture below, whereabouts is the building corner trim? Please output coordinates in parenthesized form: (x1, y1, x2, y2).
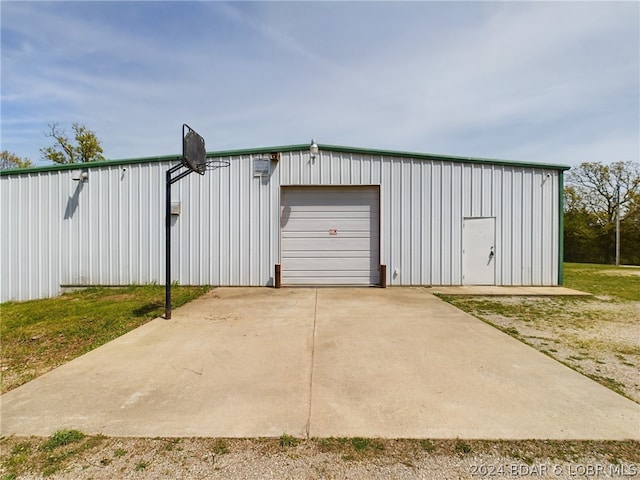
(558, 171, 565, 285)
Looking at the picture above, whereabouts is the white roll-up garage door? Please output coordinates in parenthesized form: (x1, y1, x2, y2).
(280, 186, 380, 286)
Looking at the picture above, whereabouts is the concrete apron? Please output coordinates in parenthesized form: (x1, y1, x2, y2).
(1, 287, 638, 440)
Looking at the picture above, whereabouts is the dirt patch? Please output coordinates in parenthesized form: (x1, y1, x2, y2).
(460, 297, 640, 403)
(601, 269, 640, 277)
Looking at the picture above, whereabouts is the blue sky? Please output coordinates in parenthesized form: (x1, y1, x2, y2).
(1, 1, 638, 167)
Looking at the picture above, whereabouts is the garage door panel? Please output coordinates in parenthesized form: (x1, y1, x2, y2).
(284, 207, 373, 215)
(282, 231, 377, 240)
(287, 278, 369, 286)
(280, 186, 379, 286)
(284, 258, 373, 270)
(283, 259, 380, 270)
(281, 218, 372, 231)
(282, 192, 377, 207)
(282, 237, 375, 251)
(283, 262, 381, 273)
(286, 274, 379, 285)
(285, 270, 377, 277)
(282, 250, 372, 258)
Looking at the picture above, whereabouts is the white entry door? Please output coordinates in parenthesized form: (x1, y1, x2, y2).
(280, 186, 380, 286)
(463, 217, 496, 285)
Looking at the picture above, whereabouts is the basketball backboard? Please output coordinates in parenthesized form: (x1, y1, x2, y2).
(182, 124, 206, 175)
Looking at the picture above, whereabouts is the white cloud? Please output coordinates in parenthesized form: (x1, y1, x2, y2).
(1, 1, 637, 167)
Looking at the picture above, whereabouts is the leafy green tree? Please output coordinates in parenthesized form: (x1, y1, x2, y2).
(621, 189, 640, 264)
(40, 123, 105, 164)
(564, 161, 640, 264)
(563, 186, 598, 262)
(0, 150, 33, 169)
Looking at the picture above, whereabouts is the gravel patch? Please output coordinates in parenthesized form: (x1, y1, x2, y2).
(2, 437, 639, 480)
(476, 298, 640, 403)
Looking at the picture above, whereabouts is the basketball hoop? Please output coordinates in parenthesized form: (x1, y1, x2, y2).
(206, 158, 231, 170)
(165, 124, 230, 320)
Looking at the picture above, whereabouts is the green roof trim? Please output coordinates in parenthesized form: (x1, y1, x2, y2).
(558, 171, 565, 285)
(314, 144, 571, 171)
(0, 143, 570, 176)
(0, 153, 184, 176)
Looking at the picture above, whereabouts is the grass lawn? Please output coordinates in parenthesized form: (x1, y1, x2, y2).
(563, 262, 640, 301)
(438, 263, 640, 402)
(0, 285, 210, 393)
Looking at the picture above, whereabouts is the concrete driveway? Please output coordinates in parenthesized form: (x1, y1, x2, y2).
(1, 288, 638, 439)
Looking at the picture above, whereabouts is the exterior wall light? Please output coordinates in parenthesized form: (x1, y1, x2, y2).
(71, 169, 89, 182)
(310, 138, 319, 159)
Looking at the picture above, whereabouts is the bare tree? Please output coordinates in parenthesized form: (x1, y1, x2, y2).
(565, 161, 640, 264)
(566, 161, 640, 227)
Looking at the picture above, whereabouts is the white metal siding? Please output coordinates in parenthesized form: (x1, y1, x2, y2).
(1, 147, 561, 302)
(280, 186, 379, 285)
(279, 151, 559, 287)
(172, 153, 279, 287)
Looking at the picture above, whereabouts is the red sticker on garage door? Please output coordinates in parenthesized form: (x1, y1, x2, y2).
(329, 229, 338, 236)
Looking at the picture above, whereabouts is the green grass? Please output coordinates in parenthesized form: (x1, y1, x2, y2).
(563, 262, 640, 301)
(210, 438, 229, 455)
(279, 433, 299, 449)
(40, 430, 85, 451)
(315, 436, 385, 461)
(0, 285, 211, 393)
(113, 448, 127, 458)
(419, 439, 436, 453)
(1, 430, 105, 478)
(454, 439, 472, 455)
(351, 437, 384, 453)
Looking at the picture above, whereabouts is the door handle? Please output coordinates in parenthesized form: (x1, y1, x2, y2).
(489, 247, 495, 258)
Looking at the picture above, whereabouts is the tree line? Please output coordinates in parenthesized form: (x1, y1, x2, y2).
(1, 122, 103, 169)
(564, 161, 639, 265)
(2, 126, 638, 265)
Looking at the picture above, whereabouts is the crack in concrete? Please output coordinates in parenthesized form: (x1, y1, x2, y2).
(305, 288, 318, 439)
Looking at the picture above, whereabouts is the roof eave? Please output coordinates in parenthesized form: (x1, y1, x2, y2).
(0, 143, 570, 176)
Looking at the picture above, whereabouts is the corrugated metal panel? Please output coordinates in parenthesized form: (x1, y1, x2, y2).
(56, 163, 166, 287)
(1, 146, 561, 302)
(281, 151, 559, 287)
(171, 152, 277, 287)
(2, 170, 64, 301)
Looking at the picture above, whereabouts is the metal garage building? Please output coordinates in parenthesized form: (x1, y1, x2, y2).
(0, 143, 569, 302)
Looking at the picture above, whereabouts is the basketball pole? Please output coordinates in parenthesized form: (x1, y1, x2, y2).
(165, 124, 208, 320)
(165, 161, 197, 320)
(166, 167, 172, 319)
